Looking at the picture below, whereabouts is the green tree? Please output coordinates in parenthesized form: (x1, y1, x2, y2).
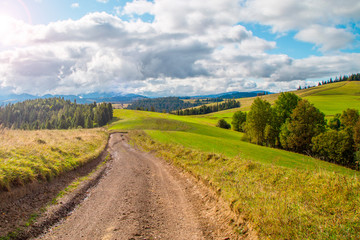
(353, 119, 360, 150)
(312, 130, 354, 167)
(340, 108, 359, 129)
(85, 114, 93, 128)
(246, 98, 272, 145)
(273, 92, 300, 124)
(231, 111, 247, 132)
(280, 99, 325, 153)
(216, 119, 231, 129)
(328, 114, 341, 130)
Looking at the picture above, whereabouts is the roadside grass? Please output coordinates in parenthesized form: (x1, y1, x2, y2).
(129, 130, 360, 239)
(0, 129, 108, 191)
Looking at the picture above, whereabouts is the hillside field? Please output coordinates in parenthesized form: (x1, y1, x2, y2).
(109, 107, 360, 239)
(186, 81, 360, 124)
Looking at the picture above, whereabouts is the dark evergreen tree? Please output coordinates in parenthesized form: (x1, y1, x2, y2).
(0, 97, 113, 130)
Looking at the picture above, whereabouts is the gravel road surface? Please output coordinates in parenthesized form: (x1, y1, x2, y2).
(39, 133, 241, 240)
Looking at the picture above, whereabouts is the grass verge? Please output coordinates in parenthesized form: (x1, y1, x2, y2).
(129, 130, 360, 239)
(0, 128, 108, 191)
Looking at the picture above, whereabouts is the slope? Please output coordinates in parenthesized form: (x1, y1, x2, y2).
(109, 109, 360, 239)
(188, 81, 360, 125)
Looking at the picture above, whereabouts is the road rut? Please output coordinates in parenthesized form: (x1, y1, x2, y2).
(38, 133, 240, 239)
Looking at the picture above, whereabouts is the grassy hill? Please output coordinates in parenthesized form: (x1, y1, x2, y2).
(185, 81, 360, 125)
(110, 110, 357, 175)
(108, 81, 360, 238)
(109, 108, 360, 239)
(0, 129, 108, 191)
(299, 81, 360, 116)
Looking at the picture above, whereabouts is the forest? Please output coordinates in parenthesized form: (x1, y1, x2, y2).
(0, 97, 113, 130)
(175, 99, 240, 115)
(231, 93, 360, 169)
(127, 97, 222, 113)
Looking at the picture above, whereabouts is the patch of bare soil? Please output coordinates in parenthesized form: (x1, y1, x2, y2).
(37, 133, 256, 240)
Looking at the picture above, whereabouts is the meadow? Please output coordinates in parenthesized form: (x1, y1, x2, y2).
(0, 128, 108, 191)
(109, 100, 360, 238)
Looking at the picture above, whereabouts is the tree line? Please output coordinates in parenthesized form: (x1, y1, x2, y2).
(298, 73, 360, 90)
(127, 97, 222, 113)
(231, 93, 360, 169)
(0, 97, 113, 130)
(175, 99, 240, 115)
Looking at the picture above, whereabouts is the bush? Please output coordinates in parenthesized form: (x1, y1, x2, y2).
(216, 119, 231, 129)
(312, 130, 354, 167)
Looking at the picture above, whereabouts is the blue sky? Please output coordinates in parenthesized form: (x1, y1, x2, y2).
(0, 0, 359, 96)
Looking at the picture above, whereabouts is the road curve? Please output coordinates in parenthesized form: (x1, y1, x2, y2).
(38, 133, 238, 240)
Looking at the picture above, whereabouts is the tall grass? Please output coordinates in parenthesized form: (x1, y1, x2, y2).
(129, 130, 360, 239)
(0, 128, 108, 191)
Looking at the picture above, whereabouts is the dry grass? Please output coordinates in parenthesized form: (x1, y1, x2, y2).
(0, 128, 108, 191)
(129, 130, 360, 239)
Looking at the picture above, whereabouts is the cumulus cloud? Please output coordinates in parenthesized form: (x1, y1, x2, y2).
(295, 25, 354, 51)
(0, 0, 359, 96)
(238, 0, 360, 51)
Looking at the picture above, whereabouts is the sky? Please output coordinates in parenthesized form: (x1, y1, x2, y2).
(0, 0, 359, 97)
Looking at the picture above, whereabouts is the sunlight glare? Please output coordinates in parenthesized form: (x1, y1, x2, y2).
(0, 15, 13, 38)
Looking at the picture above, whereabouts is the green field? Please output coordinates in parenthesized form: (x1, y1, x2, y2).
(109, 82, 360, 239)
(110, 109, 358, 176)
(300, 81, 360, 116)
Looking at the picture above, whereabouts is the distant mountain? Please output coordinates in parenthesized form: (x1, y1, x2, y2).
(180, 91, 272, 99)
(0, 90, 272, 106)
(0, 92, 147, 105)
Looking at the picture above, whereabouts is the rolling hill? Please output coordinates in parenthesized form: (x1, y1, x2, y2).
(184, 81, 360, 125)
(108, 83, 360, 239)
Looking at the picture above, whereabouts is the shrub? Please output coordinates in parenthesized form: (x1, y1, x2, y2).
(216, 119, 231, 129)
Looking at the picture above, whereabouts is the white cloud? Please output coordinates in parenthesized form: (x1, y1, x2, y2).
(96, 0, 109, 3)
(295, 25, 354, 51)
(0, 1, 359, 96)
(71, 3, 80, 8)
(123, 0, 154, 16)
(238, 0, 360, 51)
(268, 54, 360, 82)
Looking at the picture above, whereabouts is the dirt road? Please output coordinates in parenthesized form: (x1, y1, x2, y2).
(38, 133, 240, 240)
